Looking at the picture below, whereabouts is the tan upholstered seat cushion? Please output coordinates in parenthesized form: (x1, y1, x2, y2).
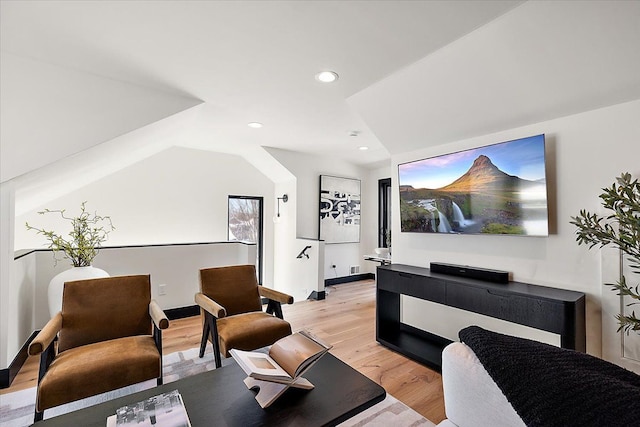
(217, 312, 292, 357)
(36, 336, 160, 411)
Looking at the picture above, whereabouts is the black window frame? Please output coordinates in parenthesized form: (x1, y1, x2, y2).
(227, 195, 264, 284)
(378, 178, 391, 248)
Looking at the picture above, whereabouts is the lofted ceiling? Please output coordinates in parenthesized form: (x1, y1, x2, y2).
(1, 0, 639, 189)
(350, 1, 640, 153)
(1, 0, 522, 182)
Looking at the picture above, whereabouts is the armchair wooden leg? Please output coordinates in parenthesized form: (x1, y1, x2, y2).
(199, 320, 210, 358)
(210, 316, 222, 369)
(34, 409, 44, 423)
(153, 324, 164, 386)
(201, 312, 222, 368)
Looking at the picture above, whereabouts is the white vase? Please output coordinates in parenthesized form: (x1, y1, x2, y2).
(48, 266, 110, 317)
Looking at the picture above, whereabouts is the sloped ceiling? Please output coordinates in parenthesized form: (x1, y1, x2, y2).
(12, 105, 203, 215)
(0, 52, 202, 182)
(0, 0, 523, 186)
(2, 0, 639, 193)
(349, 1, 640, 153)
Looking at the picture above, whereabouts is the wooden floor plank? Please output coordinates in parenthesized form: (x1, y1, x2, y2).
(1, 280, 446, 423)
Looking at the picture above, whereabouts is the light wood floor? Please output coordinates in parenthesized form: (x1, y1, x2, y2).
(1, 280, 446, 423)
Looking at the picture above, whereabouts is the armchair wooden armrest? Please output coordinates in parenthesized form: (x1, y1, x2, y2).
(259, 287, 294, 305)
(28, 312, 62, 356)
(195, 292, 227, 318)
(149, 300, 169, 330)
(259, 287, 293, 320)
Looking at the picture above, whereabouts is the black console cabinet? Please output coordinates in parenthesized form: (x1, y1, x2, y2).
(376, 264, 586, 370)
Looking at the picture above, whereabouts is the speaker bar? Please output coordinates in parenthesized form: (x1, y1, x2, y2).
(430, 262, 509, 284)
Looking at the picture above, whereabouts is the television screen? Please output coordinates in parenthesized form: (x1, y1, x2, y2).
(398, 134, 548, 236)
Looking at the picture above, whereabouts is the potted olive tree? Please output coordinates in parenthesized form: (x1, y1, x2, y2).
(26, 201, 115, 316)
(570, 172, 640, 334)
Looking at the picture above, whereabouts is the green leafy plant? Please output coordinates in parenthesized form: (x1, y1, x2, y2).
(570, 172, 640, 334)
(26, 201, 115, 267)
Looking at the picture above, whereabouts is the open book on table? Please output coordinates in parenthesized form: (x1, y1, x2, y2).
(230, 330, 332, 385)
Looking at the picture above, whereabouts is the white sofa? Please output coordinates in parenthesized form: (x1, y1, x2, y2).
(437, 327, 640, 427)
(436, 342, 525, 427)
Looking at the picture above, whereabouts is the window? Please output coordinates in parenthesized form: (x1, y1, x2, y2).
(378, 178, 391, 248)
(228, 196, 264, 283)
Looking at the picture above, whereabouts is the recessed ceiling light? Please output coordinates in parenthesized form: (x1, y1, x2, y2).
(247, 122, 263, 128)
(315, 71, 339, 83)
(358, 146, 369, 151)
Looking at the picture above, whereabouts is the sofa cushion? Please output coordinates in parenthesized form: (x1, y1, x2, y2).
(37, 335, 160, 411)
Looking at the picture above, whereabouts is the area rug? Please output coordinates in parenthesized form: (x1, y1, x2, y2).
(0, 348, 434, 426)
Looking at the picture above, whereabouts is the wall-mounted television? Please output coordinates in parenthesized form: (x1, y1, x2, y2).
(398, 134, 548, 236)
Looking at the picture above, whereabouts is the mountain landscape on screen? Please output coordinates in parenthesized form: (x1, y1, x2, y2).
(398, 136, 549, 236)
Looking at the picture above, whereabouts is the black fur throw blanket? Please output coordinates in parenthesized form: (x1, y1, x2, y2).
(458, 326, 640, 427)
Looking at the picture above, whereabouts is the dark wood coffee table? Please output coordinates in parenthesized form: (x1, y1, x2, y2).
(35, 353, 386, 426)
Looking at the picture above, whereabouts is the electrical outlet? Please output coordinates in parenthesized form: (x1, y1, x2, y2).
(158, 284, 167, 296)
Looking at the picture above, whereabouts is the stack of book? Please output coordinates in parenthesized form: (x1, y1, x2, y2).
(106, 389, 191, 427)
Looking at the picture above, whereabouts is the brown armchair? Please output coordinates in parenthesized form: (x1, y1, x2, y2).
(28, 275, 169, 422)
(195, 264, 294, 368)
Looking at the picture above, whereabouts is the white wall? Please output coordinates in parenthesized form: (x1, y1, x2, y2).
(14, 146, 277, 287)
(266, 147, 374, 279)
(270, 179, 327, 303)
(391, 99, 640, 356)
(0, 182, 16, 368)
(290, 238, 325, 299)
(16, 147, 268, 243)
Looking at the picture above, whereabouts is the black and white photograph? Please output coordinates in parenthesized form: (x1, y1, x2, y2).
(319, 175, 361, 244)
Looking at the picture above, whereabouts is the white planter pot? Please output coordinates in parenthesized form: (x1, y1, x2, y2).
(48, 266, 110, 317)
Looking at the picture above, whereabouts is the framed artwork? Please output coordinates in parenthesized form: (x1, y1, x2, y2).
(319, 175, 361, 243)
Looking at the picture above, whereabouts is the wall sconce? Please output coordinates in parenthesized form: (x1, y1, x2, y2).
(274, 194, 288, 223)
(276, 194, 288, 217)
